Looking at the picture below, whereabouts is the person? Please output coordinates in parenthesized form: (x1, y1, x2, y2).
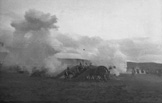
(89, 63, 92, 66)
(78, 62, 83, 71)
(132, 67, 135, 75)
(109, 66, 113, 70)
(64, 67, 70, 79)
(113, 66, 116, 69)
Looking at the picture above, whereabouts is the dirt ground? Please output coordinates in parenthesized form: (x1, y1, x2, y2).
(0, 71, 162, 103)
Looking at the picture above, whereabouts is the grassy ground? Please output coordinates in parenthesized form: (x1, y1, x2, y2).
(0, 70, 162, 103)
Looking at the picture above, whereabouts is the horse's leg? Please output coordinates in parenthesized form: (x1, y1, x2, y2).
(87, 75, 90, 80)
(96, 75, 101, 82)
(98, 76, 102, 80)
(86, 75, 89, 79)
(91, 75, 95, 80)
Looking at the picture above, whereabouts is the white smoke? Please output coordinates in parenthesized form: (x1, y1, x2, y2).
(0, 9, 162, 76)
(1, 9, 62, 75)
(119, 38, 162, 63)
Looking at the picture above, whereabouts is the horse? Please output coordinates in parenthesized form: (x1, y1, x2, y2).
(86, 65, 110, 81)
(95, 66, 110, 81)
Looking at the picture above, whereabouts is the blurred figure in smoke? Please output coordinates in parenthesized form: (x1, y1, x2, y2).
(64, 67, 75, 79)
(64, 67, 70, 79)
(109, 65, 120, 76)
(113, 66, 116, 69)
(109, 66, 113, 70)
(78, 62, 83, 71)
(89, 63, 92, 66)
(132, 67, 135, 76)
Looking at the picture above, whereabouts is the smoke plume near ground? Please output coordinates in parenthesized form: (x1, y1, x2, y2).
(0, 9, 162, 76)
(1, 9, 61, 75)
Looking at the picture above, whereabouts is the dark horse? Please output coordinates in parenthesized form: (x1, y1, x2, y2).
(96, 66, 110, 81)
(86, 66, 110, 81)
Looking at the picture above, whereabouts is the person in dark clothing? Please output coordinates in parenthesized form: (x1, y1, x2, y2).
(64, 67, 70, 79)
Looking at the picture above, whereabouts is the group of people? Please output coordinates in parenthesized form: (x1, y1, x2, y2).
(64, 62, 87, 79)
(64, 62, 117, 81)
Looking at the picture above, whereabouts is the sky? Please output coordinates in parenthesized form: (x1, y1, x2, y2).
(0, 0, 162, 41)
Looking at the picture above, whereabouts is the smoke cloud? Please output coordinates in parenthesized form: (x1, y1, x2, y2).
(0, 9, 162, 76)
(119, 38, 162, 63)
(11, 9, 58, 32)
(1, 9, 61, 75)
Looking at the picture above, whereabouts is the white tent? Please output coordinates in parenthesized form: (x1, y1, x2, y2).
(55, 52, 91, 67)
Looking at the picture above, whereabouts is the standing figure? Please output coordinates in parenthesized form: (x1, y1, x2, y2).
(132, 67, 135, 75)
(64, 67, 70, 79)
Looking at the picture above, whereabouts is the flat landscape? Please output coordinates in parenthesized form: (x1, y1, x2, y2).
(1, 70, 162, 103)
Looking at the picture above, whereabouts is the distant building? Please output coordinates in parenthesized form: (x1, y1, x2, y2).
(127, 62, 162, 74)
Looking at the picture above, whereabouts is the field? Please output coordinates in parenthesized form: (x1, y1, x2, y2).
(1, 70, 162, 103)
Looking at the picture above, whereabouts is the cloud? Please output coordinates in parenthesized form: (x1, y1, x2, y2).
(0, 29, 13, 46)
(119, 38, 162, 62)
(56, 33, 79, 48)
(3, 9, 60, 74)
(11, 9, 58, 32)
(78, 36, 102, 47)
